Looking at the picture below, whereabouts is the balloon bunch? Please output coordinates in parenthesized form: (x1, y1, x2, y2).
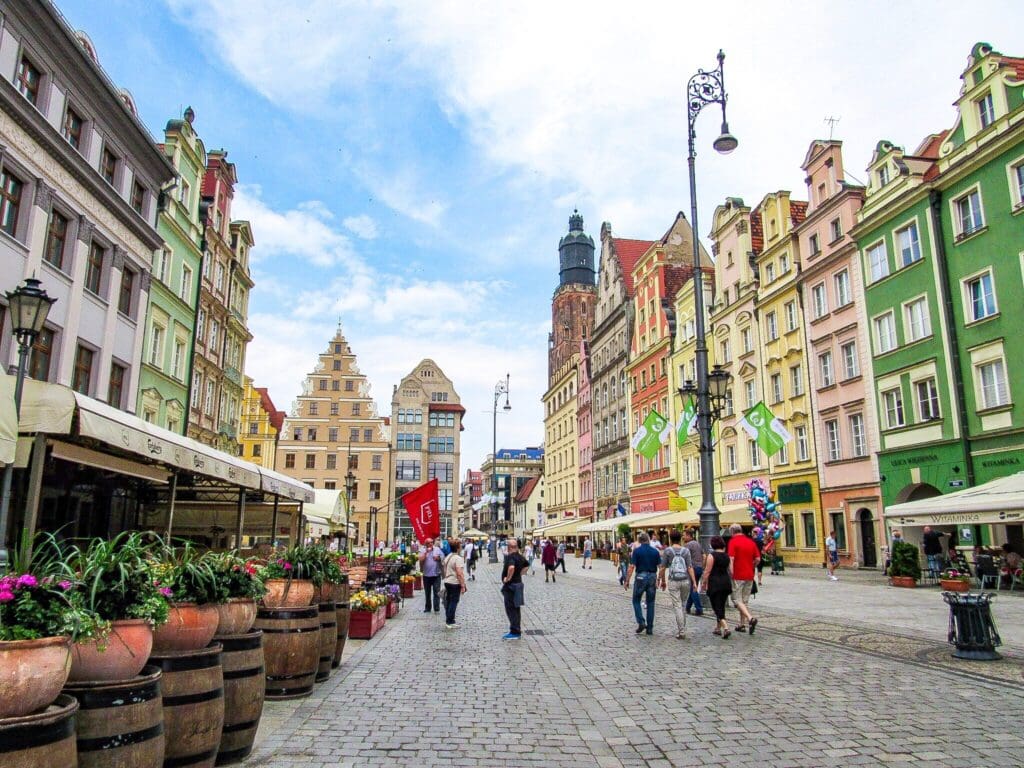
(747, 478, 782, 542)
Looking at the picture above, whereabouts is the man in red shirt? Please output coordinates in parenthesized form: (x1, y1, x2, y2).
(726, 523, 760, 635)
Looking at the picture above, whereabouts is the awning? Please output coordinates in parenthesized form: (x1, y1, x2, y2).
(579, 511, 668, 533)
(631, 510, 697, 528)
(305, 513, 331, 538)
(50, 439, 171, 484)
(305, 490, 344, 526)
(884, 471, 1024, 527)
(533, 518, 588, 537)
(258, 465, 315, 503)
(0, 373, 15, 465)
(460, 528, 489, 539)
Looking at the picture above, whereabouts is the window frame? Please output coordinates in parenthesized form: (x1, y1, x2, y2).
(903, 295, 932, 343)
(825, 419, 841, 462)
(0, 167, 25, 238)
(894, 220, 922, 267)
(833, 269, 851, 307)
(962, 269, 998, 323)
(72, 344, 95, 395)
(915, 377, 941, 421)
(108, 362, 126, 408)
(818, 350, 835, 388)
(62, 104, 84, 150)
(873, 311, 898, 355)
(976, 357, 1010, 410)
(865, 240, 890, 282)
(1007, 154, 1024, 210)
(840, 340, 859, 380)
(849, 413, 867, 458)
(15, 54, 42, 106)
(882, 387, 905, 429)
(811, 283, 828, 319)
(43, 209, 69, 270)
(85, 241, 105, 296)
(100, 145, 118, 186)
(951, 185, 985, 239)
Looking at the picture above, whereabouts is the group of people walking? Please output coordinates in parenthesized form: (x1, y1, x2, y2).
(417, 537, 470, 628)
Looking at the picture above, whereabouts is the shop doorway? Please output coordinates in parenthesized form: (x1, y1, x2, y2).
(857, 508, 876, 568)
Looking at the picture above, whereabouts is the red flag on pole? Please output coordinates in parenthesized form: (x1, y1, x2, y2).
(402, 478, 440, 544)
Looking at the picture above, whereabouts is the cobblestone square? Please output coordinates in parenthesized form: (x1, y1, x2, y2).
(243, 562, 1023, 767)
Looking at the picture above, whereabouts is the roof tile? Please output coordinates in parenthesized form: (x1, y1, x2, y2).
(612, 238, 656, 297)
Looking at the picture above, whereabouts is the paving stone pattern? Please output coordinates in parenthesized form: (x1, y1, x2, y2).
(242, 563, 1023, 767)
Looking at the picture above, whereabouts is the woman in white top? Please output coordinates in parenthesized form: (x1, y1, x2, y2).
(442, 540, 468, 628)
(524, 542, 535, 575)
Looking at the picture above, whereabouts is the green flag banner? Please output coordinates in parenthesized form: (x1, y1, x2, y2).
(738, 401, 793, 458)
(677, 397, 697, 446)
(631, 409, 672, 460)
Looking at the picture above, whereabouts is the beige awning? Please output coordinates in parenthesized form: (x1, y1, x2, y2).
(884, 471, 1024, 527)
(579, 511, 670, 533)
(0, 373, 16, 465)
(533, 518, 588, 537)
(305, 490, 344, 525)
(50, 439, 171, 484)
(258, 465, 315, 503)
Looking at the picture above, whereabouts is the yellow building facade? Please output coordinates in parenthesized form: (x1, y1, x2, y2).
(752, 191, 823, 566)
(239, 375, 282, 469)
(543, 356, 580, 525)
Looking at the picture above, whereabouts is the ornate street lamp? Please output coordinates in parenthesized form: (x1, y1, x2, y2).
(0, 277, 56, 568)
(344, 467, 356, 559)
(686, 50, 737, 550)
(489, 373, 510, 563)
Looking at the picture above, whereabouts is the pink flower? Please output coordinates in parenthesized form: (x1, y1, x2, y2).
(159, 587, 173, 598)
(0, 590, 14, 603)
(282, 562, 293, 571)
(59, 580, 72, 591)
(15, 574, 37, 588)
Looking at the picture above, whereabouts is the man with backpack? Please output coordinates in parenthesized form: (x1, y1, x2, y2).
(659, 529, 697, 639)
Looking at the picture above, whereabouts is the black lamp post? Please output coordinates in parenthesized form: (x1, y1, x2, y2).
(0, 277, 56, 568)
(344, 467, 355, 560)
(685, 50, 737, 550)
(489, 373, 510, 563)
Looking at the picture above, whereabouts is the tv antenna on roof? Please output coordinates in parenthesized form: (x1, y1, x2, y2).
(824, 116, 841, 140)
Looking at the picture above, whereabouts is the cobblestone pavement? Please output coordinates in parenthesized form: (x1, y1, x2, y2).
(244, 561, 1024, 767)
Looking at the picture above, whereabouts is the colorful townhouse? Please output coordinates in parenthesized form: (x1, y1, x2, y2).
(708, 199, 767, 526)
(238, 375, 284, 469)
(794, 140, 883, 568)
(752, 192, 824, 567)
(577, 339, 594, 524)
(626, 213, 703, 516)
(855, 43, 1024, 549)
(137, 109, 205, 432)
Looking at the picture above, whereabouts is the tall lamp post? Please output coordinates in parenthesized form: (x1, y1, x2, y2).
(0, 277, 56, 569)
(344, 467, 355, 560)
(686, 50, 737, 551)
(489, 373, 510, 563)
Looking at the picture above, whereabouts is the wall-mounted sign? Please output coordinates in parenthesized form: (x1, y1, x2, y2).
(777, 482, 813, 504)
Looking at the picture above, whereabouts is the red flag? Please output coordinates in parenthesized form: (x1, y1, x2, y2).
(402, 478, 440, 544)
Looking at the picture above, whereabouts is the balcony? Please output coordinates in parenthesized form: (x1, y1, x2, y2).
(219, 420, 238, 440)
(224, 366, 242, 386)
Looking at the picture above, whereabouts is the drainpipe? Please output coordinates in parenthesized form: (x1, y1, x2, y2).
(183, 200, 210, 436)
(928, 189, 975, 488)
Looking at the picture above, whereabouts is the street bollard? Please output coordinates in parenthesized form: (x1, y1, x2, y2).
(943, 591, 1002, 661)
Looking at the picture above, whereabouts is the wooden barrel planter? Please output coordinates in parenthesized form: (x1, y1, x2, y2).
(63, 665, 164, 768)
(332, 600, 350, 669)
(315, 603, 337, 683)
(149, 645, 224, 768)
(0, 693, 79, 768)
(214, 632, 264, 766)
(253, 606, 319, 700)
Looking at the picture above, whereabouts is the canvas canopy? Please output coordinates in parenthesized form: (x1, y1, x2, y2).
(532, 518, 587, 538)
(883, 471, 1024, 527)
(0, 373, 17, 465)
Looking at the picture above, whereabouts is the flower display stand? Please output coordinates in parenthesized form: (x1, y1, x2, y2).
(386, 601, 399, 619)
(414, 576, 423, 591)
(400, 581, 414, 599)
(349, 607, 386, 639)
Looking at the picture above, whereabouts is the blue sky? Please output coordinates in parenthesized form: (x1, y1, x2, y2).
(58, 0, 1023, 471)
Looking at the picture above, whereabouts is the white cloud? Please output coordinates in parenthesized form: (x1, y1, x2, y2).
(342, 214, 378, 239)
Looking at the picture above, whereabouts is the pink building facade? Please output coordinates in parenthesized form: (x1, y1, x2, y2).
(796, 140, 883, 568)
(577, 339, 594, 522)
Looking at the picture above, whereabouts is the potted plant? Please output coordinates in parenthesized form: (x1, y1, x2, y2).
(66, 532, 171, 682)
(308, 547, 347, 603)
(0, 533, 82, 717)
(889, 540, 921, 588)
(258, 546, 316, 608)
(939, 567, 971, 593)
(399, 574, 415, 598)
(348, 590, 387, 638)
(149, 542, 222, 652)
(208, 551, 265, 635)
(384, 585, 400, 618)
(413, 570, 423, 591)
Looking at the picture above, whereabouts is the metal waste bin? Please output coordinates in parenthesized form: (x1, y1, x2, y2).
(943, 591, 1001, 660)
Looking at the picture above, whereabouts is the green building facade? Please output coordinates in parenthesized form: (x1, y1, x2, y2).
(855, 43, 1024, 547)
(137, 109, 206, 432)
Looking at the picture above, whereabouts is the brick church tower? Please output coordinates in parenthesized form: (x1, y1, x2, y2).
(548, 210, 597, 382)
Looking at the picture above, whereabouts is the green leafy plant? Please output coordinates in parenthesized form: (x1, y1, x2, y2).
(889, 540, 921, 580)
(259, 544, 326, 586)
(0, 532, 86, 641)
(940, 567, 970, 581)
(153, 541, 225, 605)
(67, 532, 170, 631)
(617, 523, 632, 542)
(208, 551, 266, 600)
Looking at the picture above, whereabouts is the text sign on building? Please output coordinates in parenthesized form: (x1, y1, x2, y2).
(777, 482, 813, 505)
(723, 489, 750, 503)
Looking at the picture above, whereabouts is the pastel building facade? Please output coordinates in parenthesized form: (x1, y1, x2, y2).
(238, 375, 284, 470)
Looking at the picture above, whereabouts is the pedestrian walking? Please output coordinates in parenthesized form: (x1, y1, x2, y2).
(726, 524, 759, 635)
(617, 538, 631, 585)
(623, 532, 660, 635)
(922, 526, 946, 578)
(418, 537, 444, 613)
(542, 537, 558, 582)
(825, 530, 839, 581)
(556, 541, 567, 573)
(500, 539, 529, 640)
(464, 539, 477, 581)
(525, 542, 536, 575)
(442, 540, 468, 628)
(582, 538, 593, 569)
(699, 536, 733, 639)
(658, 530, 696, 639)
(683, 529, 704, 616)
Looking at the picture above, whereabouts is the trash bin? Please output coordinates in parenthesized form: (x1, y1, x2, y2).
(943, 591, 1001, 660)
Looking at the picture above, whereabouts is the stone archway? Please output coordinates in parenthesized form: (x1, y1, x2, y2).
(857, 508, 877, 568)
(894, 482, 943, 504)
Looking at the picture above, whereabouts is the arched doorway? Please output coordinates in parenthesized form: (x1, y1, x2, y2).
(858, 509, 877, 568)
(894, 482, 942, 504)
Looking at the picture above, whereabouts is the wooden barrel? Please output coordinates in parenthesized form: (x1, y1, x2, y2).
(332, 601, 350, 668)
(253, 606, 319, 700)
(149, 645, 224, 768)
(0, 693, 79, 768)
(315, 602, 337, 683)
(214, 632, 264, 766)
(63, 666, 164, 768)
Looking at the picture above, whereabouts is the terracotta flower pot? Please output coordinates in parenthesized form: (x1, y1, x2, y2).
(891, 575, 917, 588)
(0, 635, 72, 718)
(940, 579, 971, 593)
(313, 582, 345, 603)
(151, 603, 220, 652)
(215, 598, 257, 635)
(69, 619, 153, 682)
(261, 578, 315, 608)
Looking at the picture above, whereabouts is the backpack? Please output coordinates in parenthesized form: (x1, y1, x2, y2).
(668, 547, 690, 581)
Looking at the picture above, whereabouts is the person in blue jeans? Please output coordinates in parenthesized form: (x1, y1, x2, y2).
(623, 532, 661, 635)
(683, 529, 704, 616)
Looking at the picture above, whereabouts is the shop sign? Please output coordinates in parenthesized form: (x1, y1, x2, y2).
(777, 482, 813, 504)
(949, 479, 965, 488)
(887, 453, 939, 467)
(723, 489, 750, 503)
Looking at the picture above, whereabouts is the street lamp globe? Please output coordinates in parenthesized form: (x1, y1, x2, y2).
(344, 470, 355, 496)
(6, 277, 55, 343)
(713, 123, 739, 154)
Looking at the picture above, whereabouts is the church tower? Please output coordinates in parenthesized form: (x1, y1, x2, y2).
(548, 210, 597, 381)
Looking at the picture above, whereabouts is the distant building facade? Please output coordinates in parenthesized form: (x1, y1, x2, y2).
(481, 447, 543, 533)
(239, 374, 284, 469)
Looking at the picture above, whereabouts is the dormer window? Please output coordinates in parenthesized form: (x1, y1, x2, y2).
(878, 164, 890, 187)
(977, 92, 995, 129)
(16, 55, 41, 106)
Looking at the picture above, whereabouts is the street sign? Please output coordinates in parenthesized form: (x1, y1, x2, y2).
(949, 479, 965, 488)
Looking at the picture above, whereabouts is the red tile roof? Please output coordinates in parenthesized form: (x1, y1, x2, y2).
(915, 130, 948, 181)
(612, 238, 656, 297)
(429, 403, 465, 413)
(255, 387, 286, 433)
(663, 264, 695, 301)
(514, 475, 539, 503)
(790, 200, 808, 227)
(750, 209, 764, 255)
(1003, 55, 1024, 81)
